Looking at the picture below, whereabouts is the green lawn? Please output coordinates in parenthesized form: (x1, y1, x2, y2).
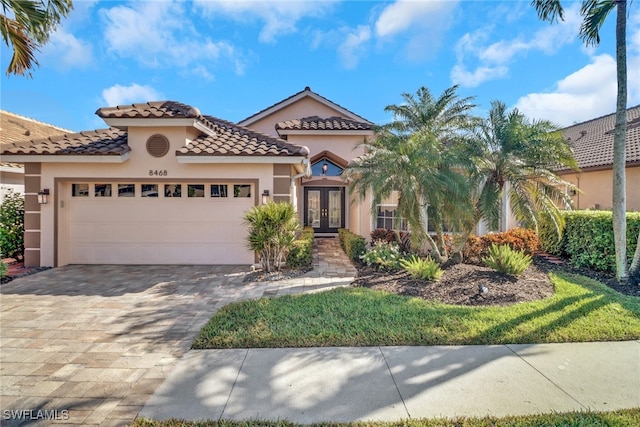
(193, 272, 640, 349)
(133, 408, 640, 427)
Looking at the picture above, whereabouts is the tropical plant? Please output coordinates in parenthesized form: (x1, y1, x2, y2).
(400, 255, 443, 281)
(347, 85, 477, 263)
(244, 202, 299, 273)
(468, 101, 578, 236)
(360, 241, 403, 271)
(532, 0, 634, 283)
(1, 0, 73, 76)
(483, 244, 532, 277)
(0, 189, 25, 260)
(0, 260, 7, 278)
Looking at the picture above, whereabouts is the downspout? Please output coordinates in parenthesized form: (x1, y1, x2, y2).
(291, 156, 311, 214)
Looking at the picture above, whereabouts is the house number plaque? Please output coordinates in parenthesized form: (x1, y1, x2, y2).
(149, 170, 168, 176)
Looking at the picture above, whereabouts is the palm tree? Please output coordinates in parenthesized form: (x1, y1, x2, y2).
(469, 101, 578, 235)
(1, 0, 72, 76)
(532, 0, 633, 283)
(346, 85, 476, 263)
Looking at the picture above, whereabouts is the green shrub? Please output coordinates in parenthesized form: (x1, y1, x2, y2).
(538, 211, 565, 255)
(482, 244, 532, 277)
(400, 255, 443, 281)
(0, 261, 7, 278)
(539, 210, 640, 273)
(361, 241, 403, 271)
(0, 190, 25, 261)
(244, 202, 299, 273)
(286, 227, 314, 268)
(338, 228, 366, 262)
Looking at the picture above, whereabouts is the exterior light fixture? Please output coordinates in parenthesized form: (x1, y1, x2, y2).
(322, 161, 328, 175)
(37, 189, 50, 204)
(262, 189, 270, 204)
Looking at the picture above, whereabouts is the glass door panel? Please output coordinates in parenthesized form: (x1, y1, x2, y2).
(307, 190, 321, 229)
(328, 190, 342, 228)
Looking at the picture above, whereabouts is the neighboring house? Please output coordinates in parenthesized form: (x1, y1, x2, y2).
(0, 110, 71, 200)
(558, 105, 640, 212)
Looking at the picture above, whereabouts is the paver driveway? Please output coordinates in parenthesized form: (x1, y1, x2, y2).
(0, 265, 265, 426)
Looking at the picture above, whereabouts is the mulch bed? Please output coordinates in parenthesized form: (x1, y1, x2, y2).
(353, 256, 640, 306)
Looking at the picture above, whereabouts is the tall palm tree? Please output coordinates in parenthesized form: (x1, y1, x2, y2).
(1, 0, 72, 76)
(532, 0, 633, 283)
(346, 85, 476, 262)
(470, 101, 578, 235)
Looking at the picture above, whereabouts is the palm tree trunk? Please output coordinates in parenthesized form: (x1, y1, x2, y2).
(612, 0, 628, 284)
(629, 231, 640, 285)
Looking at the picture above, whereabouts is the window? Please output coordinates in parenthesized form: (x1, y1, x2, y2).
(188, 184, 205, 197)
(164, 184, 181, 197)
(376, 205, 407, 230)
(141, 184, 158, 197)
(118, 184, 135, 197)
(234, 184, 251, 198)
(211, 184, 228, 197)
(94, 184, 111, 197)
(311, 158, 344, 176)
(72, 184, 89, 197)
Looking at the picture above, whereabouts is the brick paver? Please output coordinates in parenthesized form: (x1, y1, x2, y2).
(0, 238, 355, 426)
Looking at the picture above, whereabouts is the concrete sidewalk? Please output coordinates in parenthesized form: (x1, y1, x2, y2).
(140, 341, 640, 423)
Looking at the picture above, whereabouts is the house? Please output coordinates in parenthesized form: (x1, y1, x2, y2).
(1, 89, 380, 267)
(559, 105, 640, 211)
(0, 110, 71, 201)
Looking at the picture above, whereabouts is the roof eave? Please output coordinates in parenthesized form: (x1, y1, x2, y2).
(277, 129, 375, 137)
(176, 155, 308, 164)
(101, 117, 197, 130)
(0, 153, 131, 163)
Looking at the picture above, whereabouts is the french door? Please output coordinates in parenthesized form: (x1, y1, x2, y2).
(304, 187, 345, 233)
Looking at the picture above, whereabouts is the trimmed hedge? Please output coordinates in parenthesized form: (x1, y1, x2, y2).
(338, 228, 366, 262)
(540, 210, 640, 273)
(286, 227, 314, 268)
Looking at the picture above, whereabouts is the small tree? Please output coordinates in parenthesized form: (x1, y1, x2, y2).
(244, 202, 300, 273)
(1, 189, 25, 260)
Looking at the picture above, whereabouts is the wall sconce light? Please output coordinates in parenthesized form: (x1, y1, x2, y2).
(262, 189, 270, 204)
(37, 189, 50, 204)
(568, 188, 577, 196)
(321, 161, 328, 175)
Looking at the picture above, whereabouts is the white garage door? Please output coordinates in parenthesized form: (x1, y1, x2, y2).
(65, 182, 254, 264)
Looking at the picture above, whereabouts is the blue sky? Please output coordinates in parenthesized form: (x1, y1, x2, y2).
(2, 0, 639, 133)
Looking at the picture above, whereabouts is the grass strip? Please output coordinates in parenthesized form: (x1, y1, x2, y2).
(193, 272, 640, 349)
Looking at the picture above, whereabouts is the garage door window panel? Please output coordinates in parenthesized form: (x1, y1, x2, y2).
(95, 184, 112, 197)
(211, 184, 228, 198)
(72, 184, 89, 197)
(234, 184, 251, 198)
(188, 184, 205, 197)
(118, 184, 135, 197)
(165, 184, 182, 197)
(142, 184, 159, 198)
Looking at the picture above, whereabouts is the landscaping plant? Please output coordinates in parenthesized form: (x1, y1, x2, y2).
(361, 240, 403, 271)
(482, 243, 532, 277)
(400, 255, 443, 281)
(338, 228, 366, 262)
(286, 227, 314, 268)
(0, 189, 25, 261)
(244, 202, 299, 273)
(0, 260, 7, 279)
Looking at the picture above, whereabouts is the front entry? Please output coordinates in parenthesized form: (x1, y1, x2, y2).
(304, 187, 345, 233)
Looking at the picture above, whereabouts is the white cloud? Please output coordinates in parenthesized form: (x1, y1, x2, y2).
(337, 25, 371, 69)
(101, 1, 243, 76)
(41, 28, 93, 71)
(452, 4, 581, 87)
(515, 10, 640, 126)
(194, 0, 336, 43)
(375, 0, 457, 38)
(102, 84, 163, 107)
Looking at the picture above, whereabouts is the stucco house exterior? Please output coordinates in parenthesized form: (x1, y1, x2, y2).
(558, 105, 640, 212)
(0, 88, 381, 267)
(0, 110, 71, 201)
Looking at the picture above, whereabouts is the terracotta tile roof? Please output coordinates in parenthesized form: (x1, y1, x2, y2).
(559, 105, 640, 171)
(177, 115, 308, 156)
(96, 101, 201, 119)
(276, 116, 374, 132)
(1, 110, 73, 168)
(1, 128, 129, 156)
(239, 86, 373, 126)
